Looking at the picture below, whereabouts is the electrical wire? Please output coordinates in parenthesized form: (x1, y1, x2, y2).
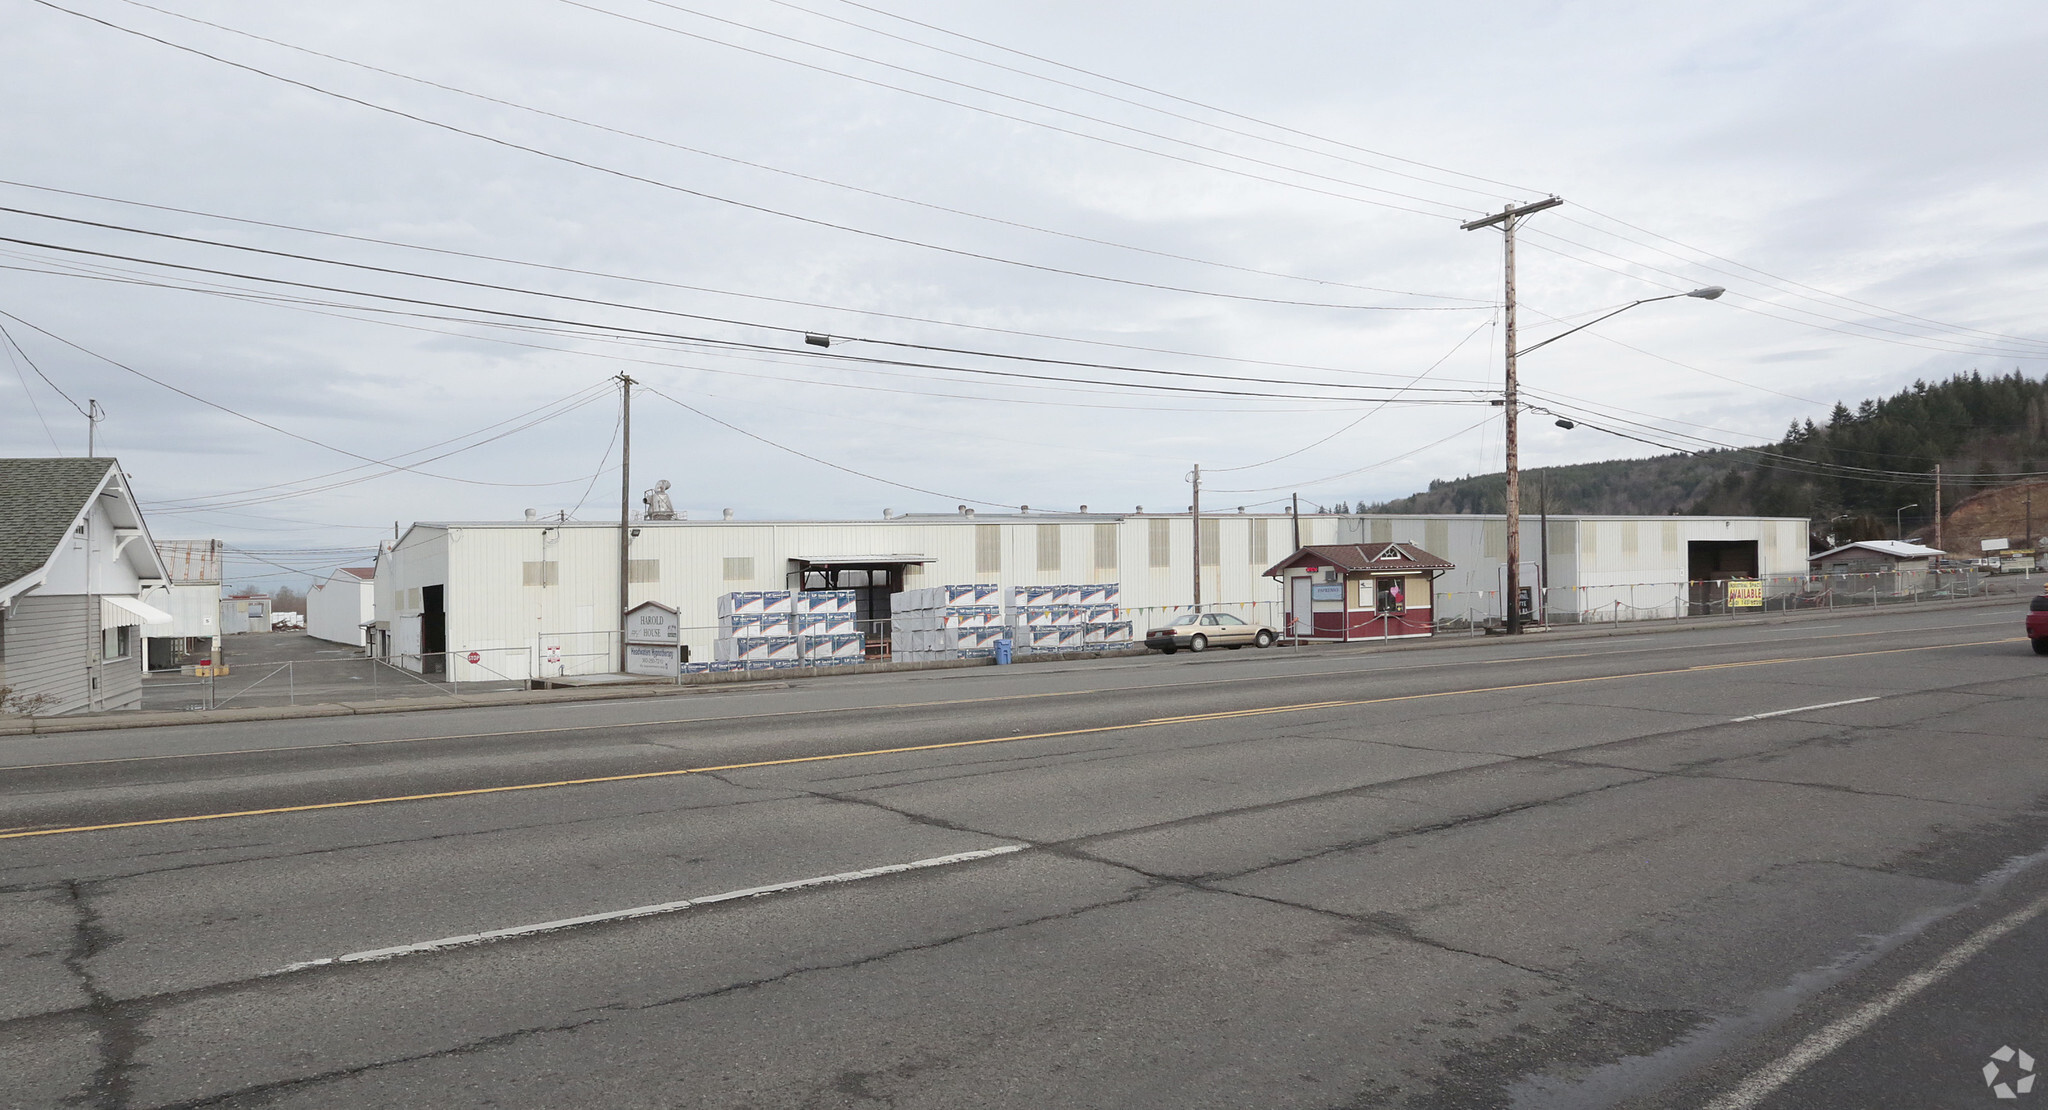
(811, 0, 1541, 198)
(1208, 415, 1500, 494)
(0, 179, 1504, 385)
(32, 0, 1478, 313)
(557, 0, 1476, 220)
(566, 403, 623, 519)
(0, 232, 1501, 404)
(0, 255, 1397, 415)
(1560, 206, 2048, 353)
(0, 307, 611, 492)
(147, 382, 618, 511)
(755, 0, 1518, 206)
(97, 0, 1489, 305)
(0, 321, 66, 451)
(639, 384, 1025, 509)
(1208, 313, 1496, 473)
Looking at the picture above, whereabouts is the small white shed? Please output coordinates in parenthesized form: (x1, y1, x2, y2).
(307, 567, 375, 646)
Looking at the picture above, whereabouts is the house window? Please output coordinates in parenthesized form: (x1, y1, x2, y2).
(1373, 577, 1407, 613)
(102, 625, 132, 661)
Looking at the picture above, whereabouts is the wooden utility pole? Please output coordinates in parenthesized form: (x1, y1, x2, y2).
(1290, 492, 1301, 552)
(87, 399, 101, 456)
(1189, 464, 1203, 611)
(1463, 197, 1562, 633)
(618, 373, 634, 672)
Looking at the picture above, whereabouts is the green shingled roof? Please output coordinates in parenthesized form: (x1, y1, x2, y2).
(0, 458, 115, 592)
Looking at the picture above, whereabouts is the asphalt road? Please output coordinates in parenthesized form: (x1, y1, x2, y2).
(2, 604, 2044, 1109)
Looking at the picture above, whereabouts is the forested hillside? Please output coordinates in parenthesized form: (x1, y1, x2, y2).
(1364, 371, 2048, 543)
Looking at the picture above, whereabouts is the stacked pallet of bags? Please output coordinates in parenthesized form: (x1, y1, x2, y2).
(696, 590, 863, 672)
(1005, 584, 1131, 654)
(889, 584, 1004, 662)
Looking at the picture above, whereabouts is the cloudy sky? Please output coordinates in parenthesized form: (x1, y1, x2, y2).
(5, 0, 2047, 586)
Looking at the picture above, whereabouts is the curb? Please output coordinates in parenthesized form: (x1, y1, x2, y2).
(0, 594, 2023, 737)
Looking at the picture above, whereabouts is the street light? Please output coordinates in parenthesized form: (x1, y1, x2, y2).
(1463, 197, 1724, 634)
(1896, 503, 1918, 541)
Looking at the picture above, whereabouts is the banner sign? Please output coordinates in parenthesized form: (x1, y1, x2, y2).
(1728, 579, 1764, 608)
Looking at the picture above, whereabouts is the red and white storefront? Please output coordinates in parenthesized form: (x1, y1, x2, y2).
(1264, 542, 1453, 641)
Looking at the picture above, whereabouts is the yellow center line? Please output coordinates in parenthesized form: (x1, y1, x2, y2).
(2, 636, 2022, 841)
(7, 617, 2009, 773)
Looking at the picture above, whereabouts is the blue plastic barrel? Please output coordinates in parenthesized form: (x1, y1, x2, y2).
(994, 638, 1013, 665)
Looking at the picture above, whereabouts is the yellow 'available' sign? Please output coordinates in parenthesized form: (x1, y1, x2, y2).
(1728, 579, 1764, 608)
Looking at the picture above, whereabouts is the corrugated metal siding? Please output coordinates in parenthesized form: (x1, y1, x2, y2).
(0, 593, 90, 715)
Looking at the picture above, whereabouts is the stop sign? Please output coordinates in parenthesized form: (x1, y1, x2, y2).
(466, 651, 480, 664)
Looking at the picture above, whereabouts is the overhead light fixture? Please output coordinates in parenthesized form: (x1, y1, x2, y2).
(804, 333, 831, 347)
(1555, 418, 1576, 430)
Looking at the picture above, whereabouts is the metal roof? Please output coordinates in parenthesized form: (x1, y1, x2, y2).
(1263, 543, 1456, 577)
(0, 457, 117, 593)
(1809, 539, 1946, 561)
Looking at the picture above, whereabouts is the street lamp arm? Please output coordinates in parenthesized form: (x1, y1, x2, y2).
(1513, 287, 1724, 359)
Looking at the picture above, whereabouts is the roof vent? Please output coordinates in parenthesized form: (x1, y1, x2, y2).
(523, 508, 538, 521)
(721, 508, 735, 520)
(1079, 504, 1088, 513)
(883, 508, 895, 519)
(958, 504, 970, 515)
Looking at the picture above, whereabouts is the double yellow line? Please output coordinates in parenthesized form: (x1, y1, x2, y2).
(2, 637, 2017, 841)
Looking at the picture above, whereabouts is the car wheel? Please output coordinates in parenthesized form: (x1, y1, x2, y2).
(1188, 634, 1208, 653)
(1159, 645, 1176, 655)
(1253, 630, 1274, 648)
(2034, 637, 2048, 656)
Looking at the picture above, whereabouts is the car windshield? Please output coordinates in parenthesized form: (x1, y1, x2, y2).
(1210, 614, 1246, 625)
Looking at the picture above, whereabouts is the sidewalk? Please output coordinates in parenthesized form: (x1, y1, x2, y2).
(2, 592, 2026, 738)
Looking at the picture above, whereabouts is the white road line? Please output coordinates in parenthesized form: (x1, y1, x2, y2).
(271, 844, 1026, 974)
(1728, 697, 1879, 723)
(1704, 890, 2048, 1110)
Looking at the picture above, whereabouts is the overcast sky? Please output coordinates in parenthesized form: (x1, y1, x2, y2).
(5, 0, 2047, 586)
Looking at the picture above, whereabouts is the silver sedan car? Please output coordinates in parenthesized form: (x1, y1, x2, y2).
(1144, 612, 1278, 654)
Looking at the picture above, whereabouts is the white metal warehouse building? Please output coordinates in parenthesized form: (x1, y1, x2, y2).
(370, 510, 1808, 682)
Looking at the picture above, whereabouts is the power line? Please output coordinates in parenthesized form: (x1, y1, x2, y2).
(1208, 313, 1496, 473)
(33, 0, 1478, 312)
(0, 307, 612, 491)
(0, 231, 1501, 403)
(802, 0, 1542, 197)
(0, 321, 66, 451)
(1208, 415, 1499, 494)
(558, 0, 1478, 219)
(639, 384, 1024, 509)
(0, 255, 1412, 415)
(1561, 206, 2048, 353)
(0, 175, 1500, 385)
(99, 0, 1489, 305)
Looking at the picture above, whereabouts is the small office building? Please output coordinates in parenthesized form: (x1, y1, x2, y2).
(1264, 542, 1455, 641)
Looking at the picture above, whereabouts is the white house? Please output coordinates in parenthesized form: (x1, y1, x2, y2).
(307, 566, 375, 646)
(0, 458, 173, 715)
(369, 507, 1808, 681)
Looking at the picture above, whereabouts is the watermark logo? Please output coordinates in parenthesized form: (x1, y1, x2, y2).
(1985, 1046, 2036, 1099)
